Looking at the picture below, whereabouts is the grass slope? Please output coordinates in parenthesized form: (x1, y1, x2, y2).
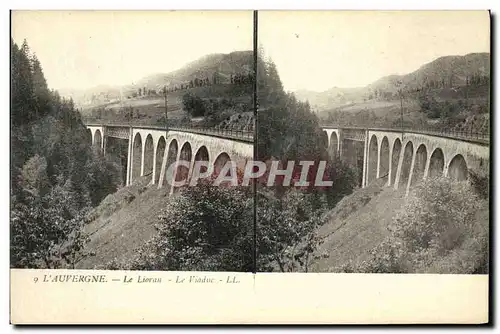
(76, 176, 170, 269)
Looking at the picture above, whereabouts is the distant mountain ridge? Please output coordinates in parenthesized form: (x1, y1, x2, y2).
(133, 50, 253, 90)
(294, 52, 490, 111)
(61, 50, 253, 106)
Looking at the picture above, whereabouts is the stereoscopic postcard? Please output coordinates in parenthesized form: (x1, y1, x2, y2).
(10, 10, 490, 324)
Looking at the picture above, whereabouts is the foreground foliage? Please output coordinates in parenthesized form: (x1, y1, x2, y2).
(114, 183, 254, 271)
(105, 181, 332, 272)
(343, 177, 489, 274)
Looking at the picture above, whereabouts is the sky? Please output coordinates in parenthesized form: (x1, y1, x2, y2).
(259, 11, 491, 92)
(12, 11, 253, 91)
(12, 11, 491, 93)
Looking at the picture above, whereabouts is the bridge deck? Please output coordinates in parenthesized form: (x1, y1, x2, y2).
(85, 123, 254, 143)
(321, 125, 489, 145)
(86, 123, 489, 145)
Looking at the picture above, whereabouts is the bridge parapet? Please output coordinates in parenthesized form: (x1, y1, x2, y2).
(342, 128, 366, 142)
(321, 124, 489, 145)
(106, 125, 130, 139)
(85, 123, 254, 143)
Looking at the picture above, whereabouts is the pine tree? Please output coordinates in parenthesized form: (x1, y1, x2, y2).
(31, 53, 51, 118)
(12, 39, 36, 125)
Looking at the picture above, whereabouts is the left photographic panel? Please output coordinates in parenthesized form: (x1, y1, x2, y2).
(10, 10, 255, 272)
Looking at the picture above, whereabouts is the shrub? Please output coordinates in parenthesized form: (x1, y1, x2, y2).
(257, 187, 327, 272)
(353, 177, 488, 274)
(323, 158, 359, 206)
(469, 167, 489, 200)
(18, 155, 51, 198)
(123, 182, 254, 271)
(182, 92, 206, 117)
(10, 183, 91, 269)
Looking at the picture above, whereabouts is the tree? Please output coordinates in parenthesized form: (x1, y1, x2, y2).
(256, 53, 326, 165)
(182, 92, 205, 117)
(120, 182, 254, 271)
(31, 53, 51, 118)
(257, 188, 327, 272)
(11, 180, 92, 269)
(18, 155, 51, 199)
(418, 93, 440, 119)
(11, 39, 36, 126)
(351, 177, 488, 274)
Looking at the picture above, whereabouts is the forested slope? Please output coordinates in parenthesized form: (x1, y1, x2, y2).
(10, 39, 121, 268)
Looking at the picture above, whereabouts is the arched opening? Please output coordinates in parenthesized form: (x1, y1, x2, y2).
(162, 139, 178, 187)
(390, 138, 402, 186)
(94, 129, 102, 151)
(321, 131, 329, 150)
(399, 141, 413, 189)
(154, 136, 166, 184)
(343, 139, 364, 187)
(214, 152, 231, 176)
(131, 133, 142, 183)
(411, 144, 427, 186)
(106, 137, 128, 187)
(329, 132, 338, 160)
(379, 136, 390, 180)
(176, 142, 192, 182)
(143, 134, 154, 182)
(367, 135, 378, 184)
(448, 154, 468, 181)
(194, 146, 210, 175)
(428, 148, 445, 178)
(85, 129, 92, 145)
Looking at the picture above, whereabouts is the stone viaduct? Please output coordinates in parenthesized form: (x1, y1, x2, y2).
(322, 126, 489, 195)
(86, 123, 489, 196)
(86, 124, 253, 189)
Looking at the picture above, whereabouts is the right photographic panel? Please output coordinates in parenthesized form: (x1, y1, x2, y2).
(256, 10, 490, 273)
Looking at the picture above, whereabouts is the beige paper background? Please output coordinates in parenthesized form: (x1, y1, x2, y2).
(10, 269, 488, 324)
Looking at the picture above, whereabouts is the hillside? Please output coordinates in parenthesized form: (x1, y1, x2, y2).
(134, 51, 253, 91)
(310, 178, 407, 271)
(76, 176, 406, 270)
(79, 50, 254, 129)
(64, 50, 253, 108)
(294, 87, 365, 111)
(76, 176, 170, 269)
(75, 165, 488, 273)
(368, 53, 490, 93)
(295, 53, 490, 111)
